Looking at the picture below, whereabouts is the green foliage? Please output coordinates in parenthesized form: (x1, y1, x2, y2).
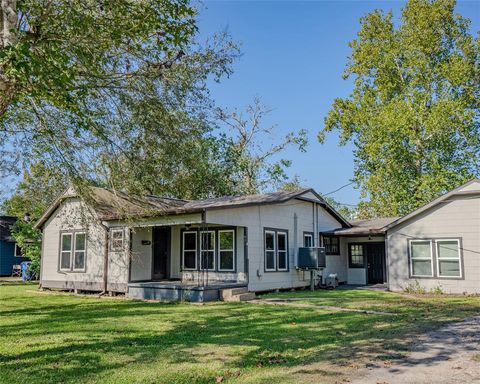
(2, 161, 65, 278)
(216, 98, 308, 194)
(323, 196, 356, 220)
(320, 0, 480, 217)
(10, 221, 42, 278)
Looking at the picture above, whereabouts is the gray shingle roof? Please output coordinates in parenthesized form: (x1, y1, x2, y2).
(327, 217, 399, 236)
(35, 187, 351, 229)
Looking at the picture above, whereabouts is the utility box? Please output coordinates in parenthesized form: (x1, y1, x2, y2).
(297, 247, 326, 269)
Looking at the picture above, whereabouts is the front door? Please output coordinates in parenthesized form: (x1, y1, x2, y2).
(366, 243, 385, 284)
(152, 227, 170, 280)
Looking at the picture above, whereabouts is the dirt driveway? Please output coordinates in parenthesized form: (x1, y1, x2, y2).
(352, 316, 480, 384)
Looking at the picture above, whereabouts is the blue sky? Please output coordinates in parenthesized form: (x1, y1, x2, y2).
(197, 0, 480, 206)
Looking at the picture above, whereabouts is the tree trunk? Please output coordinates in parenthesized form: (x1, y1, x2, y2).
(1, 0, 17, 48)
(0, 0, 17, 116)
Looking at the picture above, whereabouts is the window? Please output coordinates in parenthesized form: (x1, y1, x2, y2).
(182, 231, 197, 270)
(200, 231, 215, 270)
(73, 232, 86, 271)
(303, 233, 313, 248)
(59, 231, 87, 272)
(111, 229, 124, 251)
(219, 230, 235, 271)
(265, 230, 276, 271)
(410, 240, 433, 277)
(436, 240, 461, 278)
(60, 233, 72, 271)
(349, 244, 364, 268)
(277, 232, 288, 271)
(322, 235, 339, 255)
(14, 244, 23, 257)
(264, 228, 289, 272)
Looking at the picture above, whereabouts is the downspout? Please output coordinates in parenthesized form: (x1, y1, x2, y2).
(99, 223, 110, 295)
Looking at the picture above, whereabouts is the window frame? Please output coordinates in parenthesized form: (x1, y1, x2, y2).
(348, 243, 365, 268)
(321, 234, 340, 255)
(58, 230, 87, 273)
(277, 231, 288, 271)
(409, 239, 434, 278)
(14, 243, 23, 258)
(435, 238, 462, 279)
(218, 229, 236, 272)
(110, 228, 124, 252)
(182, 230, 198, 271)
(73, 232, 87, 272)
(303, 232, 314, 248)
(200, 230, 216, 271)
(264, 228, 289, 272)
(180, 227, 237, 272)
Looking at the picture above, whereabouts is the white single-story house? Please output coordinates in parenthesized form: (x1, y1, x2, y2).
(35, 179, 480, 300)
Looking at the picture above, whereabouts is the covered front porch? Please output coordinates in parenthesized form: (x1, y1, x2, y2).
(125, 215, 248, 301)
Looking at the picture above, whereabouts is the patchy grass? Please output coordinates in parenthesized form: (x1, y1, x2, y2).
(1, 283, 479, 384)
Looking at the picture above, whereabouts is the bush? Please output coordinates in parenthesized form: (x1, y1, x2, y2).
(11, 221, 42, 280)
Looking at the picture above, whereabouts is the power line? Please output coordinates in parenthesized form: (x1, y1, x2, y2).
(323, 182, 353, 196)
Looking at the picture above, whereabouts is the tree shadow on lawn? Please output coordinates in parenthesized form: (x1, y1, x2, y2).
(1, 295, 478, 383)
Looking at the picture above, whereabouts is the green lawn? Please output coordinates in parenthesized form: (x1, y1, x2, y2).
(0, 283, 478, 384)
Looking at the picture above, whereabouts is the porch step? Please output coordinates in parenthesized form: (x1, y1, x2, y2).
(223, 292, 256, 302)
(220, 287, 248, 301)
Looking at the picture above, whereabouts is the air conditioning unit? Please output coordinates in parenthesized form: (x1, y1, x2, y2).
(297, 247, 326, 270)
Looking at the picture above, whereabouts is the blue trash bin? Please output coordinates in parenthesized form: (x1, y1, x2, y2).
(20, 261, 31, 282)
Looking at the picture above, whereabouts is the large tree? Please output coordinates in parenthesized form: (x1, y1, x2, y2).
(0, 1, 241, 199)
(319, 0, 480, 217)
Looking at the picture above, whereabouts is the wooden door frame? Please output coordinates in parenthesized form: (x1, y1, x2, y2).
(364, 242, 386, 284)
(151, 226, 171, 281)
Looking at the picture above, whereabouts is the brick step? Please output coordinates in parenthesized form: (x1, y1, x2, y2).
(223, 292, 256, 302)
(220, 287, 248, 300)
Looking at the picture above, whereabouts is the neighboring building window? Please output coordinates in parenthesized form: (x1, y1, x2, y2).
(218, 230, 235, 271)
(277, 231, 288, 271)
(60, 233, 73, 271)
(265, 230, 276, 271)
(264, 229, 289, 272)
(200, 231, 215, 270)
(73, 232, 86, 271)
(15, 244, 23, 257)
(349, 244, 364, 268)
(322, 235, 340, 255)
(436, 239, 461, 278)
(59, 231, 87, 272)
(410, 240, 433, 277)
(303, 233, 313, 248)
(111, 229, 124, 251)
(182, 231, 197, 270)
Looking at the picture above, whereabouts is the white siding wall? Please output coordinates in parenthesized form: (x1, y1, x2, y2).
(41, 199, 113, 290)
(387, 195, 480, 294)
(130, 227, 152, 281)
(206, 199, 345, 292)
(339, 236, 385, 285)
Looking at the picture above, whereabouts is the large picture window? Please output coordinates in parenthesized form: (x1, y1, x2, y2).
(218, 230, 235, 271)
(200, 231, 215, 271)
(322, 235, 339, 255)
(182, 231, 197, 270)
(59, 231, 87, 272)
(409, 240, 433, 277)
(264, 228, 289, 272)
(349, 244, 364, 268)
(436, 239, 461, 278)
